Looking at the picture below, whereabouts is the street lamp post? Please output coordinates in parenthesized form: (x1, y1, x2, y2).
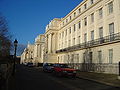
(118, 62, 120, 80)
(13, 39, 18, 75)
(0, 40, 1, 56)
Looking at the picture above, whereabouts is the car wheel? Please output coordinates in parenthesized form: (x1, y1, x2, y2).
(52, 70, 56, 75)
(57, 72, 62, 77)
(72, 75, 76, 78)
(43, 69, 45, 72)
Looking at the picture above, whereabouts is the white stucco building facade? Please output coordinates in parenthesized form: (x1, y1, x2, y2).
(21, 34, 45, 65)
(44, 18, 61, 63)
(21, 43, 34, 64)
(44, 0, 120, 74)
(33, 34, 45, 65)
(21, 0, 120, 74)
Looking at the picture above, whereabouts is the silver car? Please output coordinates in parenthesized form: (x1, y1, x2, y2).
(43, 63, 54, 72)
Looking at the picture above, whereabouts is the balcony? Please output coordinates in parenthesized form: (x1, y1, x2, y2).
(56, 32, 120, 53)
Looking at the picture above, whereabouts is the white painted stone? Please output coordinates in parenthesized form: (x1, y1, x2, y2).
(118, 76, 120, 80)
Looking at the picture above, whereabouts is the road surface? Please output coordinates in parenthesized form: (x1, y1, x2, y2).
(11, 65, 120, 90)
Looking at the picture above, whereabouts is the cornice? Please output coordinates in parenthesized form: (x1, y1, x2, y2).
(60, 0, 103, 30)
(45, 29, 59, 35)
(62, 0, 88, 21)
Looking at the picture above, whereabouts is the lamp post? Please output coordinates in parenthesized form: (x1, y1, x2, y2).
(13, 39, 18, 75)
(0, 40, 1, 56)
(118, 61, 120, 80)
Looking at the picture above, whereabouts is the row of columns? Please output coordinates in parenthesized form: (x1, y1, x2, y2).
(46, 32, 56, 54)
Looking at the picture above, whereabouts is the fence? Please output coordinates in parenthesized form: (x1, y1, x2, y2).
(68, 63, 119, 75)
(0, 57, 14, 90)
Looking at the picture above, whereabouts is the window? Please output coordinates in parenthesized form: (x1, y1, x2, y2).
(99, 27, 103, 38)
(74, 24, 76, 31)
(76, 54, 79, 63)
(78, 21, 81, 29)
(59, 44, 60, 48)
(60, 24, 62, 28)
(89, 52, 93, 63)
(108, 2, 113, 14)
(73, 38, 75, 45)
(78, 36, 81, 44)
(66, 29, 67, 36)
(74, 12, 76, 17)
(62, 31, 64, 37)
(84, 4, 87, 9)
(70, 16, 72, 20)
(91, 30, 94, 40)
(59, 33, 61, 38)
(98, 51, 102, 63)
(109, 23, 114, 41)
(69, 40, 71, 46)
(67, 55, 70, 63)
(99, 8, 103, 18)
(91, 0, 94, 4)
(66, 19, 68, 23)
(84, 33, 87, 42)
(109, 23, 114, 35)
(99, 27, 104, 43)
(62, 42, 63, 48)
(69, 27, 71, 34)
(63, 22, 64, 25)
(83, 53, 86, 63)
(91, 13, 94, 23)
(79, 8, 81, 13)
(65, 41, 67, 46)
(71, 54, 74, 63)
(109, 49, 113, 64)
(84, 17, 87, 26)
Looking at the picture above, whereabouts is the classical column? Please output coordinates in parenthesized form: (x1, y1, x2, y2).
(51, 33, 54, 53)
(48, 34, 51, 53)
(46, 35, 48, 53)
(39, 44, 41, 58)
(51, 33, 52, 53)
(37, 44, 39, 57)
(54, 33, 57, 53)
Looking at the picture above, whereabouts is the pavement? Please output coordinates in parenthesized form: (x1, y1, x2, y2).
(35, 66, 120, 87)
(76, 71, 120, 87)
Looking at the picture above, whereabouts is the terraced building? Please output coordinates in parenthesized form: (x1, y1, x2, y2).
(44, 0, 120, 74)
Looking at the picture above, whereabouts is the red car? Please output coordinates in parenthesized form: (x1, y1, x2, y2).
(52, 64, 76, 77)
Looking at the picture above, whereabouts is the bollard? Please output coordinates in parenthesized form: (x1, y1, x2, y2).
(118, 62, 120, 80)
(119, 62, 120, 77)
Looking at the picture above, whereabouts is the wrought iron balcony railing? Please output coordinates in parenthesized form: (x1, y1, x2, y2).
(56, 32, 120, 53)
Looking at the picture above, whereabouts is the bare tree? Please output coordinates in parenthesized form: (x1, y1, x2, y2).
(10, 44, 27, 56)
(0, 14, 12, 57)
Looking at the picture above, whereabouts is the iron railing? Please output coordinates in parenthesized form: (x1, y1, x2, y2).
(68, 63, 119, 74)
(56, 32, 120, 53)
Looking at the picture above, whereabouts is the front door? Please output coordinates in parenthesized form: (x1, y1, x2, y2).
(89, 52, 92, 63)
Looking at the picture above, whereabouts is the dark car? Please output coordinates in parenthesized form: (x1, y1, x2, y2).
(52, 64, 76, 77)
(27, 62, 34, 67)
(43, 63, 54, 72)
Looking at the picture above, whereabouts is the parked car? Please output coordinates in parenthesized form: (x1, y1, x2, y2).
(27, 62, 34, 67)
(52, 64, 76, 77)
(43, 63, 54, 72)
(23, 62, 28, 66)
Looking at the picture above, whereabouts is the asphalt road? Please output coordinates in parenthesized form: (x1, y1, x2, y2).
(13, 65, 120, 90)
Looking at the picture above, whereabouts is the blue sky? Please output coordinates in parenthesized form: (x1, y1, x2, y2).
(0, 0, 83, 45)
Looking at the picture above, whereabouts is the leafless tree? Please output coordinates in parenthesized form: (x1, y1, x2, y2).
(0, 14, 12, 57)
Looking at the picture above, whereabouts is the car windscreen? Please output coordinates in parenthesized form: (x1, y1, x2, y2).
(28, 63, 33, 65)
(47, 64, 53, 66)
(59, 64, 69, 68)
